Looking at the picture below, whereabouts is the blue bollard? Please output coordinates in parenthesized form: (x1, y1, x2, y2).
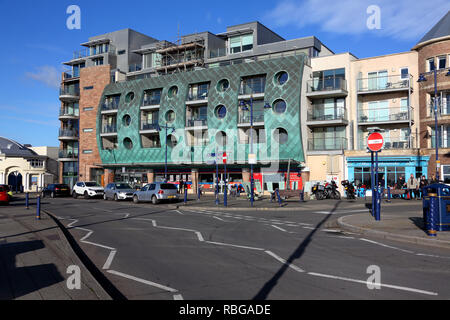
(276, 189, 282, 206)
(387, 187, 391, 202)
(25, 192, 29, 210)
(224, 185, 227, 207)
(36, 196, 41, 220)
(427, 195, 438, 237)
(184, 187, 188, 205)
(375, 188, 381, 221)
(300, 188, 305, 203)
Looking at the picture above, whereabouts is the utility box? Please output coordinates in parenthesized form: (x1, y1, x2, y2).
(423, 184, 450, 231)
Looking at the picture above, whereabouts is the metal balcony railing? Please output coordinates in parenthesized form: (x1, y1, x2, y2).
(141, 122, 159, 131)
(187, 91, 208, 101)
(129, 64, 142, 72)
(58, 129, 79, 138)
(308, 137, 347, 151)
(306, 78, 347, 93)
(59, 150, 79, 159)
(59, 108, 79, 117)
(359, 135, 416, 150)
(238, 111, 265, 124)
(357, 75, 410, 93)
(209, 48, 227, 59)
(142, 95, 161, 106)
(186, 118, 208, 127)
(102, 125, 117, 134)
(358, 107, 410, 123)
(239, 78, 266, 95)
(72, 45, 116, 60)
(101, 100, 120, 111)
(59, 86, 80, 97)
(307, 106, 347, 121)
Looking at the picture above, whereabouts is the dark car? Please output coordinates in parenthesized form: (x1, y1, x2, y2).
(42, 184, 71, 198)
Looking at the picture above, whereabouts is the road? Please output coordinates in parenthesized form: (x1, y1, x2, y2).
(27, 197, 450, 299)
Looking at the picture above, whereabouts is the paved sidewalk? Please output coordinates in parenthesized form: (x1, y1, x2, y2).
(337, 201, 450, 250)
(0, 200, 110, 300)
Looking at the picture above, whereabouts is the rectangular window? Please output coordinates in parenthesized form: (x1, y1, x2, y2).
(228, 34, 253, 54)
(438, 56, 447, 69)
(443, 165, 450, 184)
(83, 128, 93, 133)
(82, 150, 93, 154)
(83, 107, 94, 111)
(84, 86, 94, 90)
(118, 50, 126, 55)
(400, 68, 409, 79)
(93, 57, 103, 66)
(427, 58, 435, 72)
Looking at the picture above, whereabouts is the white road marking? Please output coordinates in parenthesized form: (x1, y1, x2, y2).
(307, 272, 438, 296)
(360, 238, 415, 254)
(205, 241, 265, 251)
(67, 219, 79, 228)
(173, 294, 184, 300)
(271, 225, 287, 232)
(175, 210, 184, 215)
(103, 250, 117, 270)
(107, 270, 178, 293)
(265, 251, 304, 273)
(212, 216, 227, 222)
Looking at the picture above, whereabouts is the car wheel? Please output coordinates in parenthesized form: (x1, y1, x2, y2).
(133, 195, 139, 204)
(152, 195, 158, 205)
(84, 191, 89, 200)
(114, 194, 118, 201)
(72, 192, 78, 199)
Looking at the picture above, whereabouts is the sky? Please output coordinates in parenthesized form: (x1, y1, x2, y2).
(0, 0, 449, 147)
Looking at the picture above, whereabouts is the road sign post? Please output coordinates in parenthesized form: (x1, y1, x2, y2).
(367, 132, 384, 221)
(223, 152, 227, 207)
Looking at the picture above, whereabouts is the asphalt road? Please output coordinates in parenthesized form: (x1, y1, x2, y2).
(24, 197, 450, 300)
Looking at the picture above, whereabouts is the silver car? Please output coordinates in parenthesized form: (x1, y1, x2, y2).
(104, 183, 135, 201)
(133, 182, 179, 204)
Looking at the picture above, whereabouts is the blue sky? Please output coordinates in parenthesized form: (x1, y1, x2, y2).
(0, 0, 448, 147)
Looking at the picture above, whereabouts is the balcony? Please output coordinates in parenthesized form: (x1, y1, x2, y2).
(59, 107, 79, 120)
(186, 118, 208, 128)
(101, 125, 117, 136)
(209, 48, 226, 59)
(358, 136, 417, 150)
(129, 64, 142, 73)
(238, 111, 265, 126)
(58, 150, 79, 160)
(186, 92, 209, 105)
(306, 106, 348, 126)
(71, 45, 116, 61)
(239, 78, 266, 98)
(58, 129, 79, 140)
(358, 107, 411, 125)
(59, 86, 80, 101)
(142, 96, 161, 109)
(140, 122, 160, 132)
(308, 137, 347, 151)
(357, 75, 411, 94)
(306, 79, 347, 99)
(101, 100, 120, 113)
(62, 71, 79, 81)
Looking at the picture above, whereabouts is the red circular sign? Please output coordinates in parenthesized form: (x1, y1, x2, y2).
(367, 132, 384, 152)
(222, 152, 227, 164)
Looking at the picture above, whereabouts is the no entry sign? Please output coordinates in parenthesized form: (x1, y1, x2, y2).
(367, 132, 384, 152)
(222, 152, 227, 164)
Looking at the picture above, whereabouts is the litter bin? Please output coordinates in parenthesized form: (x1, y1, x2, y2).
(423, 183, 450, 232)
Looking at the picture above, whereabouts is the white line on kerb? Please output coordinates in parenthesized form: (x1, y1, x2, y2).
(103, 250, 117, 270)
(307, 272, 438, 296)
(107, 270, 178, 293)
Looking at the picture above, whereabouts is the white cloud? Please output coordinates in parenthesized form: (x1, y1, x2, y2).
(25, 65, 60, 88)
(266, 0, 450, 41)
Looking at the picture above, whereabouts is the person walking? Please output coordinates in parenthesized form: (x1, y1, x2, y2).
(418, 175, 428, 200)
(179, 178, 184, 194)
(406, 174, 418, 200)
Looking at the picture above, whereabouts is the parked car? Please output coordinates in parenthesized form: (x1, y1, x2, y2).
(0, 185, 9, 205)
(72, 181, 104, 199)
(42, 184, 71, 198)
(133, 182, 179, 204)
(0, 185, 12, 201)
(104, 183, 135, 201)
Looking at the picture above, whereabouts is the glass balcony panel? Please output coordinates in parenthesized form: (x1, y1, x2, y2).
(308, 137, 347, 151)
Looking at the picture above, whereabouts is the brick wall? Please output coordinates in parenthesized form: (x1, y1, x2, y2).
(78, 65, 111, 181)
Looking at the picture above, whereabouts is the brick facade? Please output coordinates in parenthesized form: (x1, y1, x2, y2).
(78, 65, 111, 183)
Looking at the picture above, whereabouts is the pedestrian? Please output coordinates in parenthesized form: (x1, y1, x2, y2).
(418, 175, 428, 200)
(406, 174, 418, 200)
(179, 178, 184, 194)
(429, 174, 438, 185)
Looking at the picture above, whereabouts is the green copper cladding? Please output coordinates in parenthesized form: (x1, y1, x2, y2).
(97, 54, 306, 167)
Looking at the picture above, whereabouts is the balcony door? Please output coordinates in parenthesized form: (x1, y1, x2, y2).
(368, 101, 389, 122)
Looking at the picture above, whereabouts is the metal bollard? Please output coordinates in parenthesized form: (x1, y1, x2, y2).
(375, 188, 381, 221)
(300, 189, 305, 203)
(276, 189, 282, 206)
(25, 192, 29, 210)
(36, 196, 41, 220)
(184, 187, 188, 205)
(224, 186, 227, 207)
(427, 194, 438, 237)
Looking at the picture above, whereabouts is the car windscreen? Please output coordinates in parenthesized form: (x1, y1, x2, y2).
(160, 184, 178, 190)
(85, 182, 100, 187)
(116, 183, 132, 189)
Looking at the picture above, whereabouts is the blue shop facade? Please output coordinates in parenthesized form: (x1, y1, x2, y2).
(347, 155, 430, 188)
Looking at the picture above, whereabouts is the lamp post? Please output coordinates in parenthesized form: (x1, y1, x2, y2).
(239, 98, 271, 206)
(418, 67, 450, 182)
(157, 123, 176, 182)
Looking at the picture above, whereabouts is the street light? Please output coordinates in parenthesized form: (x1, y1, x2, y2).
(418, 67, 450, 182)
(156, 123, 176, 182)
(239, 98, 271, 206)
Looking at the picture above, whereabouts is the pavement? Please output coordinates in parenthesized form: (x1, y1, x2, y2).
(336, 199, 450, 250)
(0, 197, 110, 300)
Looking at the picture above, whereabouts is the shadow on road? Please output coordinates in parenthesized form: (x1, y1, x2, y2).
(0, 240, 64, 299)
(253, 201, 342, 300)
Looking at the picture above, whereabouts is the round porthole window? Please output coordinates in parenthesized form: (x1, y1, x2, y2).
(215, 131, 227, 146)
(165, 110, 176, 123)
(215, 105, 227, 119)
(274, 128, 288, 145)
(275, 71, 289, 86)
(168, 86, 178, 98)
(122, 114, 131, 127)
(167, 134, 178, 147)
(273, 99, 287, 114)
(125, 92, 135, 103)
(123, 138, 133, 149)
(217, 79, 230, 92)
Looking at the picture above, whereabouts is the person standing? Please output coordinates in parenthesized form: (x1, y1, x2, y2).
(418, 175, 428, 200)
(179, 178, 184, 194)
(406, 174, 418, 200)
